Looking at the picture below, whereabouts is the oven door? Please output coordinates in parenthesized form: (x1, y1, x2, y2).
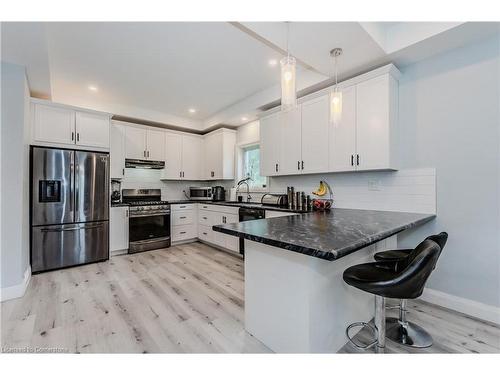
(129, 213, 170, 253)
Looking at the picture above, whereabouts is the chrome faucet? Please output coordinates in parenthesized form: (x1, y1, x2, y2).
(236, 177, 252, 203)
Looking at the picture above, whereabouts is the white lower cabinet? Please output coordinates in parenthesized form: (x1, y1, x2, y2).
(110, 206, 129, 253)
(197, 204, 240, 253)
(171, 204, 198, 243)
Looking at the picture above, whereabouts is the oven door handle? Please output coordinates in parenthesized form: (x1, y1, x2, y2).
(130, 212, 170, 218)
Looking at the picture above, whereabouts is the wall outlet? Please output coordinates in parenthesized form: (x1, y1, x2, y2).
(368, 179, 382, 191)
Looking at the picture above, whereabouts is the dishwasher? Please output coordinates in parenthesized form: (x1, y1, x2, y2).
(238, 207, 265, 256)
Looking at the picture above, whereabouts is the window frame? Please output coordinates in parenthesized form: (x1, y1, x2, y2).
(236, 141, 269, 193)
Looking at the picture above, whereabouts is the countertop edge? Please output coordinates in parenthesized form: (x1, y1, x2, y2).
(213, 212, 436, 261)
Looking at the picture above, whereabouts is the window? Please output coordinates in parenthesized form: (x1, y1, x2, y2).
(242, 144, 267, 189)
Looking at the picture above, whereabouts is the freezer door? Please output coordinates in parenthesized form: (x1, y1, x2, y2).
(75, 151, 109, 223)
(31, 147, 74, 226)
(31, 221, 109, 273)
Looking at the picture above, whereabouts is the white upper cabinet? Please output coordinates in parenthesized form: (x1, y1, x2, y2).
(301, 95, 330, 174)
(355, 74, 398, 171)
(260, 112, 281, 176)
(124, 126, 147, 159)
(146, 128, 165, 161)
(33, 104, 75, 145)
(162, 132, 202, 180)
(75, 111, 110, 149)
(32, 101, 110, 150)
(182, 135, 202, 180)
(260, 65, 400, 176)
(279, 108, 302, 175)
(329, 85, 357, 172)
(164, 132, 183, 179)
(203, 129, 235, 180)
(110, 122, 126, 179)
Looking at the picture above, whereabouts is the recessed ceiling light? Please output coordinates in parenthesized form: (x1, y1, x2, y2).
(241, 117, 248, 122)
(88, 85, 98, 92)
(188, 108, 196, 114)
(268, 59, 278, 67)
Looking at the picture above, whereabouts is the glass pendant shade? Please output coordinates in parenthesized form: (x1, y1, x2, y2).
(280, 55, 297, 112)
(330, 90, 342, 127)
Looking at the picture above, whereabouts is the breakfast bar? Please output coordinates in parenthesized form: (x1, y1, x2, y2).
(213, 208, 435, 353)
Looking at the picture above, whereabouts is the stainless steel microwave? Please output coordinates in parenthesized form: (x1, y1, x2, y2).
(188, 187, 213, 201)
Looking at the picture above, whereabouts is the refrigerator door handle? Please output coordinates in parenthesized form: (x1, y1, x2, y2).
(40, 223, 103, 232)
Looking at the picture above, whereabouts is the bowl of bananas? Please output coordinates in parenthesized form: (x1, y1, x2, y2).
(312, 180, 333, 211)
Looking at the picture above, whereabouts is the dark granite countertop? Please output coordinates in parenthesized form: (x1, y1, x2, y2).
(111, 202, 130, 207)
(212, 208, 435, 261)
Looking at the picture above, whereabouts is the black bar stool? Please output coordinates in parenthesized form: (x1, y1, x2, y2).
(373, 232, 448, 348)
(343, 236, 444, 353)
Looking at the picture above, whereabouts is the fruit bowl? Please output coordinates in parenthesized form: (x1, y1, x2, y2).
(313, 198, 333, 211)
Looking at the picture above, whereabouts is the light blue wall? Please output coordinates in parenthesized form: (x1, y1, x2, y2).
(396, 35, 500, 307)
(1, 62, 31, 289)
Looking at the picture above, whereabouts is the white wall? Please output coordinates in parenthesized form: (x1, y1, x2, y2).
(396, 35, 500, 308)
(238, 35, 500, 309)
(1, 62, 31, 292)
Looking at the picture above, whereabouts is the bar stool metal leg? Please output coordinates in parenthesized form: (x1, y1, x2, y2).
(374, 295, 386, 353)
(385, 299, 433, 348)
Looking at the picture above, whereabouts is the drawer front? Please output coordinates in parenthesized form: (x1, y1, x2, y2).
(198, 224, 215, 243)
(198, 210, 217, 226)
(172, 210, 195, 226)
(172, 224, 197, 242)
(172, 203, 196, 212)
(198, 203, 240, 215)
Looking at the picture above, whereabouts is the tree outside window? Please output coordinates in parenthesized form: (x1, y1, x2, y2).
(242, 145, 267, 189)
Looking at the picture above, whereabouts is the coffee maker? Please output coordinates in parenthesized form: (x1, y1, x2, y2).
(212, 186, 226, 201)
(111, 179, 122, 203)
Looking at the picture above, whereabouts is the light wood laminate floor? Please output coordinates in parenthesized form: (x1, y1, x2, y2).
(2, 242, 499, 353)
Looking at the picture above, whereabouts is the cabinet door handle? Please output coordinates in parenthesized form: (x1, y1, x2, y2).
(277, 163, 279, 172)
(179, 206, 186, 208)
(203, 232, 208, 235)
(202, 216, 208, 219)
(77, 133, 80, 142)
(357, 154, 360, 166)
(301, 160, 304, 170)
(71, 132, 75, 141)
(180, 216, 186, 219)
(297, 161, 300, 170)
(147, 150, 150, 158)
(351, 155, 354, 166)
(180, 231, 186, 235)
(122, 168, 125, 176)
(180, 171, 182, 178)
(126, 210, 129, 217)
(275, 163, 278, 172)
(143, 150, 146, 157)
(182, 171, 185, 178)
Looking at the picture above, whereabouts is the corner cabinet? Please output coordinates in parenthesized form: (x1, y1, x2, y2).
(260, 64, 400, 176)
(31, 100, 110, 151)
(202, 128, 236, 180)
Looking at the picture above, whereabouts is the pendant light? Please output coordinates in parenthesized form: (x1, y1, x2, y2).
(330, 48, 343, 127)
(280, 22, 297, 112)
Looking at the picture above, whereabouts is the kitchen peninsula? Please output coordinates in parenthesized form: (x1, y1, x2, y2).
(213, 208, 435, 353)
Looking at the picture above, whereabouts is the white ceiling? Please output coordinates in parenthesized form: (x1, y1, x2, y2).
(2, 21, 498, 130)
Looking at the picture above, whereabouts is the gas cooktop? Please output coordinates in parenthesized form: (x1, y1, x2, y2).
(125, 200, 170, 206)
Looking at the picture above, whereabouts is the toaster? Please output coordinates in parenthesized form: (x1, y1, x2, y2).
(261, 193, 288, 207)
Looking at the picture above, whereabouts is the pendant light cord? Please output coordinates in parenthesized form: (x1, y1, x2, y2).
(286, 22, 290, 58)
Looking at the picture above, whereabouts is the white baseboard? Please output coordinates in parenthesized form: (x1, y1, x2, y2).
(110, 249, 128, 257)
(419, 287, 500, 325)
(0, 266, 31, 302)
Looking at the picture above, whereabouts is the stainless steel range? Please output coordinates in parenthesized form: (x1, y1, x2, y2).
(122, 189, 171, 253)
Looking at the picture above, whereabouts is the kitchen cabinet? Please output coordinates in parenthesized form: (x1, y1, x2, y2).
(163, 133, 202, 180)
(197, 204, 240, 253)
(329, 85, 357, 171)
(32, 101, 110, 150)
(75, 111, 110, 149)
(260, 111, 282, 176)
(124, 126, 147, 159)
(171, 204, 197, 243)
(124, 125, 165, 161)
(202, 129, 236, 180)
(301, 95, 330, 174)
(110, 206, 129, 253)
(260, 66, 400, 176)
(355, 74, 398, 171)
(279, 108, 302, 175)
(110, 122, 126, 179)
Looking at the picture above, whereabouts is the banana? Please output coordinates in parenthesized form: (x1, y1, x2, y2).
(312, 181, 327, 196)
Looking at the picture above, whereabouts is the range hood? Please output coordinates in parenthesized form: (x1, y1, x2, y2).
(125, 158, 165, 169)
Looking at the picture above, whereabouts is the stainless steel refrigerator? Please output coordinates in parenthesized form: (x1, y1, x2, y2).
(30, 146, 109, 273)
